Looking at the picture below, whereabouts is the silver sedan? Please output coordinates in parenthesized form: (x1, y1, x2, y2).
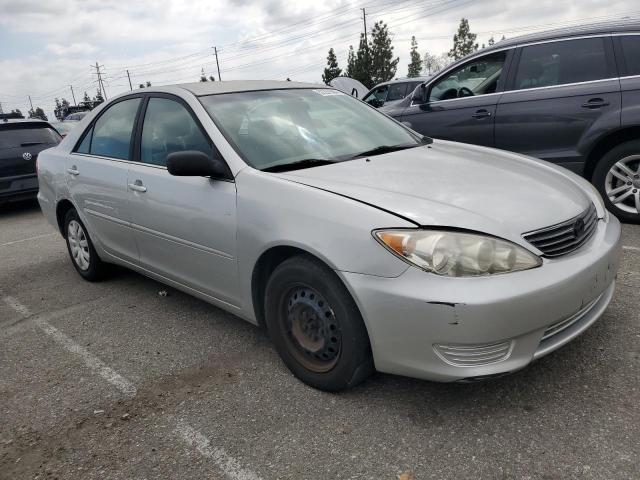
(36, 81, 621, 391)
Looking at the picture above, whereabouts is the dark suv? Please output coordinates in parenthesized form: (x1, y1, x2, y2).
(385, 21, 640, 223)
(0, 118, 62, 204)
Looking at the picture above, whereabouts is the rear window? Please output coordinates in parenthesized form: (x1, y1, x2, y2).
(620, 35, 640, 76)
(0, 125, 61, 149)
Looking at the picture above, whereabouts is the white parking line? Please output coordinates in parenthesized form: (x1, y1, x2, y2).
(623, 245, 640, 253)
(2, 295, 263, 480)
(2, 296, 137, 397)
(0, 232, 57, 247)
(176, 421, 263, 480)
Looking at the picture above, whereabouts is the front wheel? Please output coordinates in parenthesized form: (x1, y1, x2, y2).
(592, 140, 640, 224)
(264, 255, 374, 391)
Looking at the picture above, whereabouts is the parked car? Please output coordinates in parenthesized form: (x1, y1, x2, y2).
(0, 118, 62, 204)
(384, 21, 640, 224)
(50, 120, 80, 138)
(363, 76, 430, 108)
(37, 81, 620, 391)
(63, 111, 88, 122)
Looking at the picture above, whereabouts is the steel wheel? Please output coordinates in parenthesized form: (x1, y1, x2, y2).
(67, 219, 90, 271)
(605, 155, 640, 215)
(282, 285, 342, 373)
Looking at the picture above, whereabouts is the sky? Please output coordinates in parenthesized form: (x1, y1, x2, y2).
(0, 0, 637, 119)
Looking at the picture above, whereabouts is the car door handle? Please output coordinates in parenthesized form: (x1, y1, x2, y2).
(128, 181, 147, 193)
(581, 98, 610, 109)
(67, 166, 79, 176)
(471, 109, 492, 119)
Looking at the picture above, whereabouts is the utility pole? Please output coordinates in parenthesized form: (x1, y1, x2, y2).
(69, 85, 76, 105)
(92, 62, 108, 100)
(214, 47, 221, 81)
(28, 95, 34, 112)
(126, 70, 133, 91)
(361, 8, 370, 82)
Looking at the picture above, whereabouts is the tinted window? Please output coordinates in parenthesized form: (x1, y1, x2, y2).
(364, 85, 388, 105)
(514, 38, 609, 90)
(429, 51, 506, 101)
(620, 35, 640, 76)
(387, 83, 408, 101)
(0, 126, 61, 149)
(89, 98, 140, 159)
(140, 98, 212, 167)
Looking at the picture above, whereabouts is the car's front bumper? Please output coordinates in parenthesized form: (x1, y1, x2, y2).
(340, 215, 622, 382)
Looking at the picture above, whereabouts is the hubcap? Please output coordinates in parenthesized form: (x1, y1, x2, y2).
(605, 155, 640, 215)
(67, 220, 90, 271)
(283, 286, 341, 373)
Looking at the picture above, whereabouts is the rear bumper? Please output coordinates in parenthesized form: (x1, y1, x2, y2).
(340, 215, 622, 382)
(0, 174, 38, 202)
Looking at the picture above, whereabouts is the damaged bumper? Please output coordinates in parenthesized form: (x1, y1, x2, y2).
(339, 215, 622, 382)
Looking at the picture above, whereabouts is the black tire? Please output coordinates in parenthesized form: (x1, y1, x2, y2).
(264, 255, 374, 391)
(63, 208, 109, 281)
(592, 140, 640, 224)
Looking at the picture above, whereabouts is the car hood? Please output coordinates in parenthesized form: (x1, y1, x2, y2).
(276, 140, 593, 245)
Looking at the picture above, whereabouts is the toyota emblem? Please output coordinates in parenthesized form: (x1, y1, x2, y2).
(22, 152, 32, 161)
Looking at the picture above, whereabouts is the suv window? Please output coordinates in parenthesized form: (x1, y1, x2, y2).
(88, 98, 141, 159)
(387, 83, 408, 101)
(429, 51, 506, 101)
(140, 98, 212, 167)
(620, 35, 640, 76)
(364, 85, 389, 106)
(514, 37, 610, 90)
(0, 125, 61, 149)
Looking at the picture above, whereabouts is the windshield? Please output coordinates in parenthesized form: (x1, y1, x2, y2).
(200, 88, 422, 170)
(0, 125, 61, 149)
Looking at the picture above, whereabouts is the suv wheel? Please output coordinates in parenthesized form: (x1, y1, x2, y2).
(264, 255, 374, 391)
(64, 208, 109, 281)
(593, 140, 640, 224)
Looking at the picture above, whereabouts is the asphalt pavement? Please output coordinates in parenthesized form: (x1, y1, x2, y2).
(1, 200, 638, 480)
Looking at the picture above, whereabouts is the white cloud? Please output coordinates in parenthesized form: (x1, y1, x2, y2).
(46, 42, 98, 56)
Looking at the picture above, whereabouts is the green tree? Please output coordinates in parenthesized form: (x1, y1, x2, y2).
(94, 88, 104, 105)
(488, 36, 495, 46)
(407, 36, 422, 77)
(322, 48, 342, 84)
(352, 33, 372, 88)
(448, 18, 478, 60)
(82, 91, 91, 103)
(345, 45, 356, 77)
(28, 106, 47, 121)
(11, 108, 23, 117)
(369, 21, 398, 86)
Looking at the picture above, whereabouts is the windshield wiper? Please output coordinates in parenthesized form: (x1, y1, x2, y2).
(345, 141, 425, 160)
(261, 158, 337, 173)
(20, 142, 46, 147)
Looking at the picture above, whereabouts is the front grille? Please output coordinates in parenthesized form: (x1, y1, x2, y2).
(433, 340, 513, 367)
(522, 204, 598, 258)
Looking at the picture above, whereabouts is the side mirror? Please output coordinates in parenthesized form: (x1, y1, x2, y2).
(414, 83, 429, 104)
(166, 150, 230, 178)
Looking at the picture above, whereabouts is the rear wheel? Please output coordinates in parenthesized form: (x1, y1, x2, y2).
(64, 208, 109, 281)
(264, 255, 374, 391)
(593, 140, 640, 224)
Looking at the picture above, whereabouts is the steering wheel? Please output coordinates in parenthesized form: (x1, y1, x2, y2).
(458, 87, 474, 98)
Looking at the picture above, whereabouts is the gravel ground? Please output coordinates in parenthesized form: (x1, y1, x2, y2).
(0, 200, 638, 480)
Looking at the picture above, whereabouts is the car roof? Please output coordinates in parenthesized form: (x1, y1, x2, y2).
(173, 80, 326, 96)
(482, 19, 640, 52)
(0, 118, 51, 127)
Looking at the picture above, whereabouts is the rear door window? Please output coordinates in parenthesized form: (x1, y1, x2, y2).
(513, 37, 611, 90)
(0, 126, 61, 149)
(89, 98, 141, 159)
(619, 35, 640, 76)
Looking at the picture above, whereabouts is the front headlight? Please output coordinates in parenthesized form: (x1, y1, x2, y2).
(374, 229, 542, 277)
